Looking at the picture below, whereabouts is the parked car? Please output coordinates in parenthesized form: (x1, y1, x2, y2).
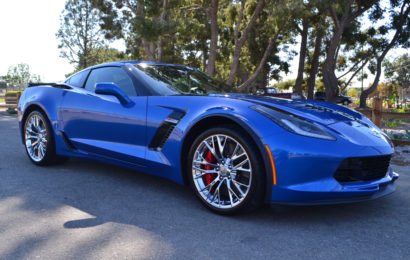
(257, 87, 304, 99)
(315, 91, 352, 105)
(18, 61, 398, 214)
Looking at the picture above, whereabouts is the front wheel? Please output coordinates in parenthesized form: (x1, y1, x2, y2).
(187, 126, 265, 215)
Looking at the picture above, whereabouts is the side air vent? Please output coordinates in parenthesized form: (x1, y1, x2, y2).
(149, 110, 185, 151)
(60, 131, 77, 150)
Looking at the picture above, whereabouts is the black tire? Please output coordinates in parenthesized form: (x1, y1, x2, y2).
(187, 125, 265, 215)
(23, 110, 68, 166)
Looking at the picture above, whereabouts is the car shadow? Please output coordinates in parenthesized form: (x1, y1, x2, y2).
(1, 140, 408, 259)
(34, 157, 399, 228)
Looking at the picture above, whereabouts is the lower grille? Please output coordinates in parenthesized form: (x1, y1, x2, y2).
(334, 155, 391, 182)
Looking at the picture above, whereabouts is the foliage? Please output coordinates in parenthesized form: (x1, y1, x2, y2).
(384, 54, 410, 89)
(391, 106, 408, 113)
(6, 107, 17, 114)
(384, 118, 402, 128)
(56, 0, 108, 70)
(347, 87, 358, 98)
(369, 82, 397, 98)
(55, 0, 408, 106)
(384, 129, 410, 140)
(2, 63, 40, 87)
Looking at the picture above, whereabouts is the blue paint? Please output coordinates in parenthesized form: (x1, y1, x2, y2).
(18, 61, 398, 205)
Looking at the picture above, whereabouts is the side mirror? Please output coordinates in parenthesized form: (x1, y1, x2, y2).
(95, 82, 133, 106)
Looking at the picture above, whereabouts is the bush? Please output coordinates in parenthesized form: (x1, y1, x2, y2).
(6, 107, 17, 114)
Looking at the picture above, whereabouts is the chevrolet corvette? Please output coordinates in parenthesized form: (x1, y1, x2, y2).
(18, 61, 399, 214)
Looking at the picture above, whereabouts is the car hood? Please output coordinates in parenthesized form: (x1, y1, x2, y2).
(213, 93, 362, 125)
(211, 94, 392, 151)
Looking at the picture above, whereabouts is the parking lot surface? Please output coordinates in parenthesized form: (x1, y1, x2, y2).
(0, 115, 409, 259)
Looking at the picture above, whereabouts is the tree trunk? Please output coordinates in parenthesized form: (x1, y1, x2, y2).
(260, 63, 269, 91)
(157, 0, 168, 62)
(202, 47, 208, 72)
(306, 28, 323, 100)
(237, 32, 279, 92)
(226, 0, 264, 86)
(294, 19, 309, 96)
(206, 0, 218, 76)
(322, 26, 343, 102)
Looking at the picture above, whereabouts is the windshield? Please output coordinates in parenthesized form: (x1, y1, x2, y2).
(134, 64, 232, 95)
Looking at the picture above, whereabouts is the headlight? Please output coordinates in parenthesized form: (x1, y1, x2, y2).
(251, 105, 336, 140)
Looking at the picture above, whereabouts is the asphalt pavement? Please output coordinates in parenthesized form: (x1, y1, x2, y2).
(0, 115, 409, 259)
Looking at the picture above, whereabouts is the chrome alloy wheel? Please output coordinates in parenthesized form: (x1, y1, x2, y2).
(192, 134, 252, 209)
(25, 113, 48, 162)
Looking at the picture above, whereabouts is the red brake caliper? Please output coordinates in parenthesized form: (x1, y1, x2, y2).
(204, 150, 216, 185)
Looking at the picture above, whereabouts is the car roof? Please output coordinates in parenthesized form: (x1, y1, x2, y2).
(88, 60, 193, 70)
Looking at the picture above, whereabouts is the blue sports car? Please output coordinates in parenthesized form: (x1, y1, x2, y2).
(18, 61, 399, 214)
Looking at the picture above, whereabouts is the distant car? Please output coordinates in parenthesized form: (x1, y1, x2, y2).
(18, 61, 398, 214)
(258, 87, 304, 99)
(315, 91, 352, 105)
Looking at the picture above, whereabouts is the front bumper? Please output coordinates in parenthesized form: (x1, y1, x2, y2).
(270, 169, 399, 205)
(262, 129, 398, 205)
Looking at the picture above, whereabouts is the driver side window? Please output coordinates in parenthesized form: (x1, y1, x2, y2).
(84, 67, 137, 96)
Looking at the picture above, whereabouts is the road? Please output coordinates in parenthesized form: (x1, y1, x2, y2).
(0, 115, 409, 259)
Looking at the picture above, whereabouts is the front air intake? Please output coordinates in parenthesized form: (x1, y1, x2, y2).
(334, 155, 391, 182)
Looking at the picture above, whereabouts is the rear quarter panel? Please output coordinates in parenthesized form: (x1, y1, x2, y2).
(18, 86, 66, 147)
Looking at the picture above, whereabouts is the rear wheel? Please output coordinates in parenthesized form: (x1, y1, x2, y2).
(187, 126, 265, 214)
(24, 110, 67, 165)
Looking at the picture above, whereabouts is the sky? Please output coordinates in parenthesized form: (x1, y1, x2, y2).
(0, 0, 73, 81)
(0, 0, 408, 85)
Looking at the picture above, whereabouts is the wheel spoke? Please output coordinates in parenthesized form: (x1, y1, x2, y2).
(193, 159, 218, 168)
(204, 140, 219, 160)
(231, 180, 246, 197)
(216, 135, 226, 158)
(233, 179, 249, 188)
(234, 158, 249, 169)
(226, 180, 234, 207)
(200, 177, 219, 192)
(192, 166, 217, 174)
(214, 179, 225, 206)
(236, 167, 251, 173)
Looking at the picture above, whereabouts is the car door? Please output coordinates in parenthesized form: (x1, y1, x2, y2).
(60, 66, 147, 166)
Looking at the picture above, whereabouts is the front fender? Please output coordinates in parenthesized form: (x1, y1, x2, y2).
(182, 109, 277, 203)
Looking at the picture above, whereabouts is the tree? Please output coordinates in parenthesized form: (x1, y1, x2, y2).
(323, 0, 378, 102)
(91, 0, 173, 62)
(66, 47, 128, 77)
(359, 0, 410, 107)
(232, 0, 294, 92)
(56, 0, 107, 70)
(225, 0, 265, 86)
(384, 54, 410, 89)
(2, 63, 41, 87)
